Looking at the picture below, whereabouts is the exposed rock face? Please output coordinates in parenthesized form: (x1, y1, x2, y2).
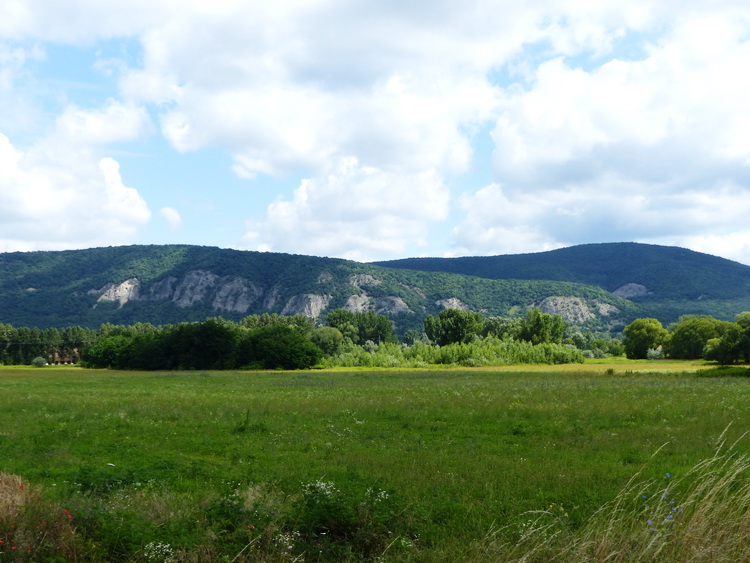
(613, 283, 650, 298)
(149, 276, 177, 300)
(172, 270, 219, 307)
(436, 297, 469, 311)
(281, 294, 332, 318)
(212, 278, 263, 313)
(538, 296, 595, 323)
(596, 302, 620, 316)
(374, 296, 412, 314)
(349, 274, 382, 287)
(345, 293, 412, 315)
(263, 286, 280, 310)
(97, 278, 140, 308)
(345, 294, 371, 312)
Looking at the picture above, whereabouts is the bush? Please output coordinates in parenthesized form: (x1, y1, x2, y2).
(646, 348, 663, 360)
(246, 325, 323, 370)
(30, 356, 47, 367)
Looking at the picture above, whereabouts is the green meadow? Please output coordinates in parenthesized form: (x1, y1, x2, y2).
(2, 362, 750, 561)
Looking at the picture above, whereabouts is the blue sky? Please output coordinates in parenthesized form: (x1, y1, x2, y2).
(2, 1, 750, 264)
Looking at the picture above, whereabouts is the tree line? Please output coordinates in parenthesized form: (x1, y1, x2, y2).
(0, 324, 96, 366)
(622, 313, 750, 364)
(1, 307, 604, 369)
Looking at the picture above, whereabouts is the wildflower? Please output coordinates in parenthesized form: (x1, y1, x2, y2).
(667, 514, 673, 520)
(647, 520, 653, 525)
(666, 473, 671, 478)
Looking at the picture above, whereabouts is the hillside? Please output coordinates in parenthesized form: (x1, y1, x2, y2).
(374, 242, 750, 323)
(0, 245, 635, 334)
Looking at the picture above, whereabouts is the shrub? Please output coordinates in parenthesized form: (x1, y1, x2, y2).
(646, 348, 663, 360)
(30, 356, 47, 367)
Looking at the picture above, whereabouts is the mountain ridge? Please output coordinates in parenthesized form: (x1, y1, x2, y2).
(2, 242, 749, 334)
(0, 244, 636, 333)
(374, 242, 750, 301)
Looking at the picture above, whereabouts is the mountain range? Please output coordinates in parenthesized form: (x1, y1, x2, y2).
(2, 242, 749, 336)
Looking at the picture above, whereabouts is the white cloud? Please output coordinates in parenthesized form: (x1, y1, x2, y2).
(0, 133, 151, 251)
(0, 42, 45, 136)
(3, 1, 750, 262)
(242, 157, 449, 261)
(448, 10, 750, 261)
(0, 0, 181, 43)
(55, 100, 150, 146)
(159, 206, 182, 231)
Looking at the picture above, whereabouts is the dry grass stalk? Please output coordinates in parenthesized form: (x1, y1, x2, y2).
(0, 472, 27, 520)
(477, 435, 750, 562)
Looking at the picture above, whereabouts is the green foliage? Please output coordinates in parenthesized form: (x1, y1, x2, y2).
(517, 308, 567, 345)
(483, 316, 523, 340)
(310, 326, 344, 356)
(424, 308, 484, 345)
(322, 336, 584, 368)
(623, 318, 669, 359)
(665, 315, 733, 359)
(245, 325, 323, 370)
(325, 309, 394, 345)
(81, 318, 321, 371)
(30, 356, 47, 367)
(239, 313, 314, 334)
(704, 323, 747, 365)
(0, 323, 95, 365)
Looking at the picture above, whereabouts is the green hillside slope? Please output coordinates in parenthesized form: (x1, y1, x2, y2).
(374, 242, 750, 323)
(0, 245, 636, 333)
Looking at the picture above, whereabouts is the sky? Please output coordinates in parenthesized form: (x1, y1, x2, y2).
(2, 1, 750, 265)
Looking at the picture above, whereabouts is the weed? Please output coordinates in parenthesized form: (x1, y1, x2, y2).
(0, 473, 79, 561)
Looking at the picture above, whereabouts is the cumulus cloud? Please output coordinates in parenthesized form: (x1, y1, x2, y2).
(55, 100, 150, 146)
(242, 158, 449, 261)
(452, 9, 750, 262)
(0, 133, 151, 251)
(0, 0, 182, 42)
(4, 1, 750, 261)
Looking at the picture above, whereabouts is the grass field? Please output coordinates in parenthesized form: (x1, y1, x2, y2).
(2, 361, 750, 561)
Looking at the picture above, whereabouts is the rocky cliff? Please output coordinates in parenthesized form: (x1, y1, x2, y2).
(0, 244, 640, 332)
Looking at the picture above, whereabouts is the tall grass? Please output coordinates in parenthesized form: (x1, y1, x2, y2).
(2, 365, 750, 560)
(0, 473, 79, 560)
(479, 430, 750, 562)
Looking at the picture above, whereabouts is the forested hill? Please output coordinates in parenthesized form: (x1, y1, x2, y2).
(374, 243, 750, 324)
(0, 244, 635, 333)
(375, 243, 750, 301)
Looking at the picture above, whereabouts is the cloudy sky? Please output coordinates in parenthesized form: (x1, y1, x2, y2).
(2, 1, 750, 264)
